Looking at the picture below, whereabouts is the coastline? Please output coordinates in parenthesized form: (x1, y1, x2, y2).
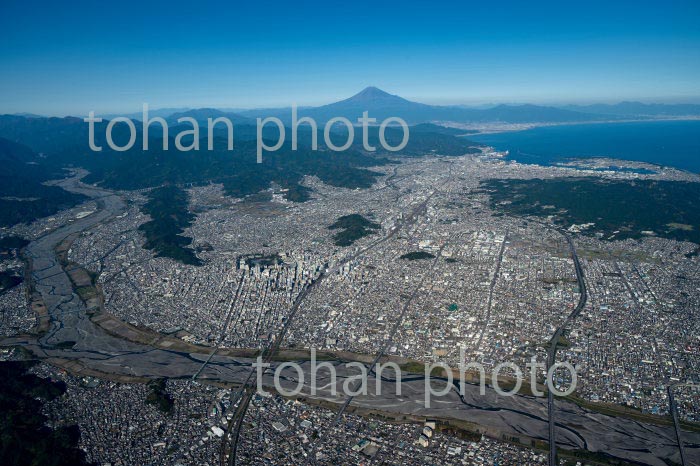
(440, 115, 700, 135)
(466, 119, 700, 175)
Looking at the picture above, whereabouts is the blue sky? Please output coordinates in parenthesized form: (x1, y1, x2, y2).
(1, 0, 699, 115)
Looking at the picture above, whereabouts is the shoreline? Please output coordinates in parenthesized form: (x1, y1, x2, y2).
(441, 115, 700, 135)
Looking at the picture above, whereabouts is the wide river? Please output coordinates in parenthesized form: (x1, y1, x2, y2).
(2, 174, 698, 466)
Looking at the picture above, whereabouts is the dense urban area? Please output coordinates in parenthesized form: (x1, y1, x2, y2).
(1, 147, 699, 466)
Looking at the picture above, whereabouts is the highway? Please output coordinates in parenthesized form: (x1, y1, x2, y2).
(546, 231, 588, 466)
(219, 191, 438, 465)
(3, 173, 698, 466)
(668, 385, 688, 466)
(333, 241, 448, 423)
(474, 231, 508, 354)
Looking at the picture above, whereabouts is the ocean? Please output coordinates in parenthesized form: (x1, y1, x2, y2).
(468, 120, 700, 173)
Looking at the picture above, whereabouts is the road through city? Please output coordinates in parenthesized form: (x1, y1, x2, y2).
(1, 173, 698, 466)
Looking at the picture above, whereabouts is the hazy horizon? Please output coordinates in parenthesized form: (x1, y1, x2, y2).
(6, 88, 700, 119)
(2, 0, 699, 115)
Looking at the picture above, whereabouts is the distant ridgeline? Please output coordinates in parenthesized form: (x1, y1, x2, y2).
(0, 114, 479, 265)
(482, 177, 700, 244)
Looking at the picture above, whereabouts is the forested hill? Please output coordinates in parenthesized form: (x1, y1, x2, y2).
(0, 137, 86, 227)
(0, 114, 480, 264)
(0, 115, 480, 198)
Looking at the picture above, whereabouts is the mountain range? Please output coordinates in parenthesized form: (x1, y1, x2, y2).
(561, 101, 700, 117)
(12, 87, 700, 125)
(2, 88, 699, 262)
(15, 86, 699, 126)
(235, 87, 609, 124)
